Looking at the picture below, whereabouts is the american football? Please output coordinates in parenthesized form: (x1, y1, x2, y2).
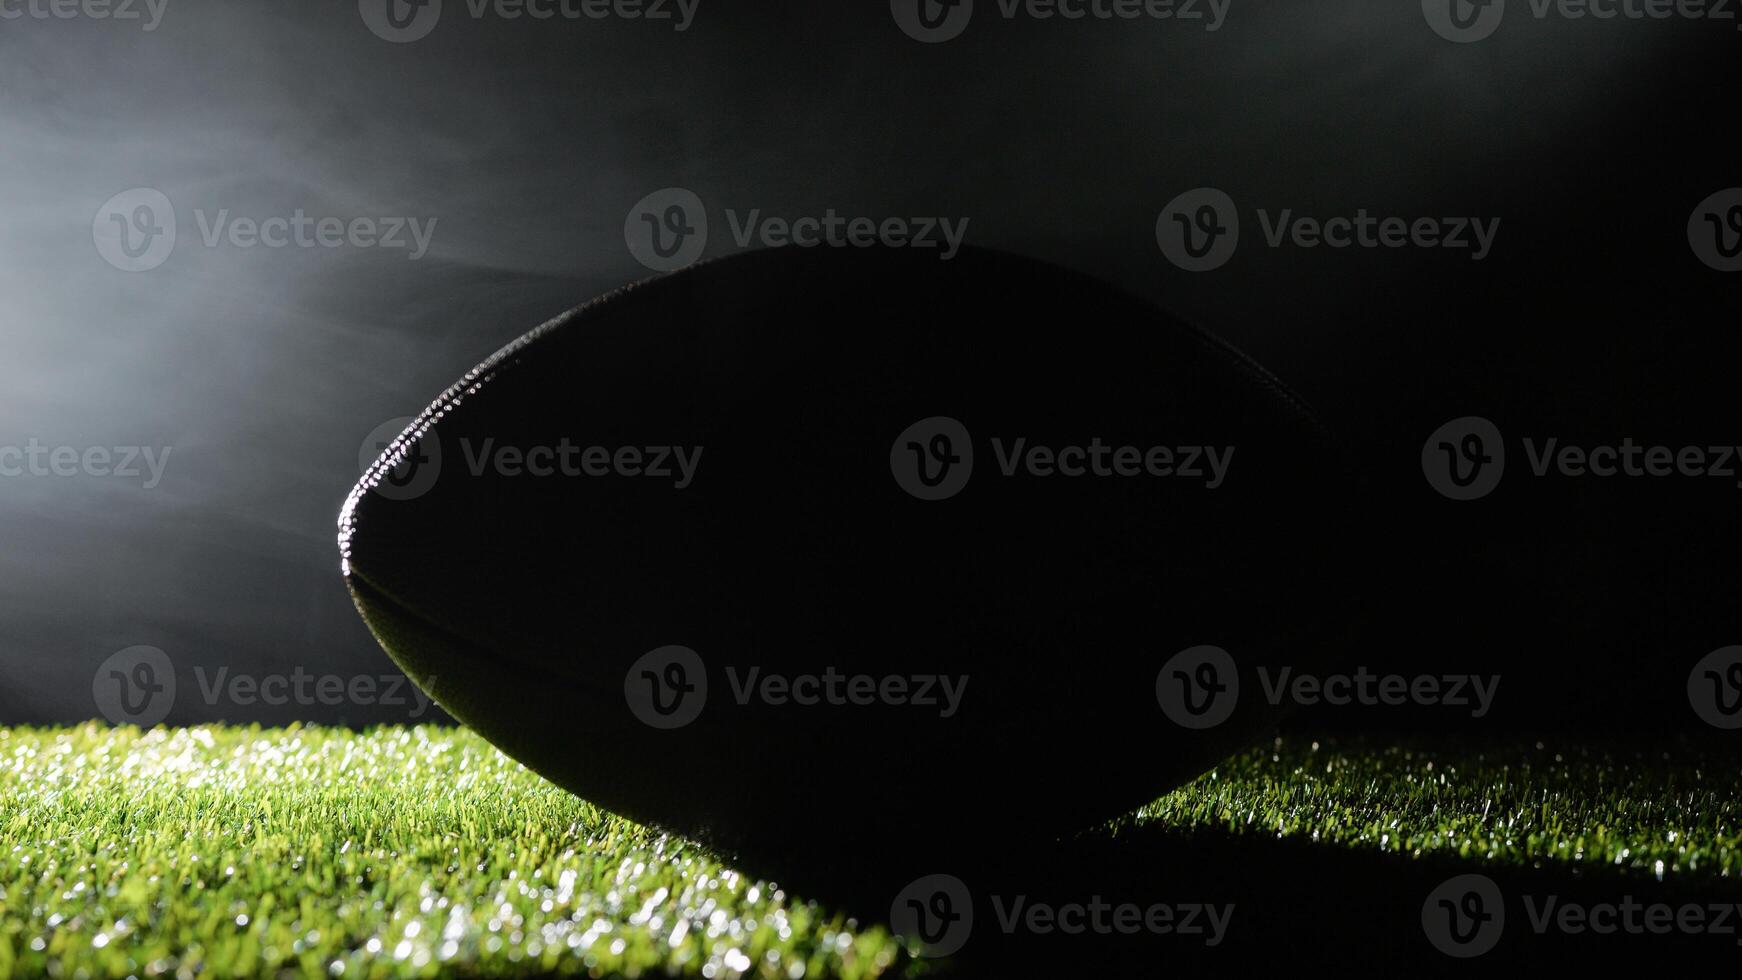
(340, 244, 1356, 894)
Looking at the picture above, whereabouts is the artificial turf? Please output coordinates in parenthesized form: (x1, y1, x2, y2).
(0, 726, 1737, 978)
(0, 725, 900, 979)
(1135, 737, 1742, 880)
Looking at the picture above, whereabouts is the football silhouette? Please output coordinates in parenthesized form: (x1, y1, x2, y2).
(339, 245, 1357, 894)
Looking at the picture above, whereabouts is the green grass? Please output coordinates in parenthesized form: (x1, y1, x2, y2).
(1135, 737, 1742, 880)
(0, 725, 900, 979)
(2, 727, 1738, 978)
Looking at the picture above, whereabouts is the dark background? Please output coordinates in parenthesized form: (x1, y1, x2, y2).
(2, 0, 1736, 730)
